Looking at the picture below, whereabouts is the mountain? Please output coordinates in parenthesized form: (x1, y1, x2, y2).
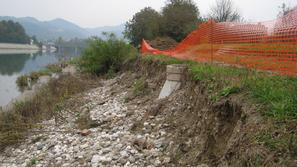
(0, 16, 125, 41)
(85, 24, 125, 38)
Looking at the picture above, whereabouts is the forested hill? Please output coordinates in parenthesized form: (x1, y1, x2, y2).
(0, 20, 30, 44)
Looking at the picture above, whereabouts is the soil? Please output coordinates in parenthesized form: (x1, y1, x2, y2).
(148, 37, 177, 50)
(121, 59, 297, 167)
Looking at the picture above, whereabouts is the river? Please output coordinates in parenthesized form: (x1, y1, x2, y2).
(0, 48, 81, 107)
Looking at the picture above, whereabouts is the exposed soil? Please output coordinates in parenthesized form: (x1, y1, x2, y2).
(148, 37, 177, 50)
(124, 59, 297, 167)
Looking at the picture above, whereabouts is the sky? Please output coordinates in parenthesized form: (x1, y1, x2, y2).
(0, 0, 296, 28)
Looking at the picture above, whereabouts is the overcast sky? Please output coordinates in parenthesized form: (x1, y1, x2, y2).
(0, 0, 296, 28)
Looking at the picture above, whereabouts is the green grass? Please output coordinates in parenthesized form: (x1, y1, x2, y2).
(142, 54, 297, 120)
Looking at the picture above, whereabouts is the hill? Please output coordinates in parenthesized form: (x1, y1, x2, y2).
(0, 16, 125, 41)
(0, 20, 30, 44)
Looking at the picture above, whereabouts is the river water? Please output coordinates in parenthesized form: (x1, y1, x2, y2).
(0, 49, 80, 107)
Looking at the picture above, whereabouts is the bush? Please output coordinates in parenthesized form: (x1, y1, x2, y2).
(16, 75, 29, 88)
(79, 33, 137, 75)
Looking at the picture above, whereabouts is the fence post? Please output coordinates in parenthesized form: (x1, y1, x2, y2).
(211, 20, 214, 63)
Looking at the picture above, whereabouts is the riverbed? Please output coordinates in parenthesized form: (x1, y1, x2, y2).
(0, 49, 80, 107)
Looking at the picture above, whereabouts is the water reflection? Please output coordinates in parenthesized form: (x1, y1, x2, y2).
(0, 48, 81, 107)
(0, 54, 31, 75)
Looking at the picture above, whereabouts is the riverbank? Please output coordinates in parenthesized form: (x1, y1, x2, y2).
(0, 43, 39, 54)
(0, 57, 296, 166)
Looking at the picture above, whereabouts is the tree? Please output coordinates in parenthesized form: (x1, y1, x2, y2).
(161, 0, 201, 42)
(0, 20, 30, 44)
(278, 3, 293, 17)
(208, 0, 241, 22)
(124, 7, 161, 46)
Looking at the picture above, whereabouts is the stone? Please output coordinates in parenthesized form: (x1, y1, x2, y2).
(91, 155, 100, 167)
(80, 129, 91, 136)
(80, 143, 89, 149)
(0, 73, 169, 167)
(36, 143, 45, 150)
(197, 164, 209, 167)
(163, 157, 171, 163)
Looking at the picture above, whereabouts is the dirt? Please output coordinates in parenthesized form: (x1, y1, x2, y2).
(148, 37, 177, 50)
(118, 59, 297, 167)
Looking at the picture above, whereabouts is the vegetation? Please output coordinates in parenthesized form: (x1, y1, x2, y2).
(124, 7, 162, 46)
(208, 0, 242, 22)
(55, 37, 88, 49)
(16, 64, 63, 89)
(78, 33, 137, 75)
(0, 20, 30, 44)
(133, 78, 149, 96)
(278, 3, 294, 17)
(142, 54, 297, 120)
(125, 0, 202, 45)
(0, 75, 91, 151)
(161, 0, 201, 41)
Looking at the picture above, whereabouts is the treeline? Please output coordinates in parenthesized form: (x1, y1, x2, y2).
(0, 20, 30, 44)
(124, 0, 202, 46)
(124, 0, 242, 46)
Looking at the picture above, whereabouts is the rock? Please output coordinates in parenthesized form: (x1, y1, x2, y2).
(36, 143, 45, 150)
(80, 143, 89, 149)
(163, 157, 171, 163)
(197, 164, 209, 167)
(80, 129, 91, 136)
(120, 150, 129, 158)
(0, 74, 168, 167)
(91, 155, 100, 167)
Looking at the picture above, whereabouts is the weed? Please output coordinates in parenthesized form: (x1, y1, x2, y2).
(220, 86, 241, 97)
(31, 159, 36, 165)
(256, 132, 297, 154)
(133, 78, 149, 96)
(46, 64, 63, 73)
(106, 66, 116, 79)
(16, 75, 29, 88)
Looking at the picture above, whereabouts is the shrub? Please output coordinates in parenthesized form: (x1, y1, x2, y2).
(78, 33, 137, 75)
(46, 64, 63, 73)
(16, 75, 29, 88)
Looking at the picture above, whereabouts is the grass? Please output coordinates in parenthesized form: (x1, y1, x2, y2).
(133, 77, 149, 96)
(142, 54, 297, 120)
(16, 63, 63, 89)
(0, 75, 90, 151)
(143, 53, 297, 163)
(256, 133, 297, 154)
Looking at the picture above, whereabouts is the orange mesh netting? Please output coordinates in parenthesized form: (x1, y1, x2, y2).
(141, 7, 297, 76)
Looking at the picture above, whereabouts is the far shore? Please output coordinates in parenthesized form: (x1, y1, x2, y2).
(0, 43, 40, 54)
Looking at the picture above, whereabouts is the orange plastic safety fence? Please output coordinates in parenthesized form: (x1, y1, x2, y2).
(142, 7, 297, 76)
